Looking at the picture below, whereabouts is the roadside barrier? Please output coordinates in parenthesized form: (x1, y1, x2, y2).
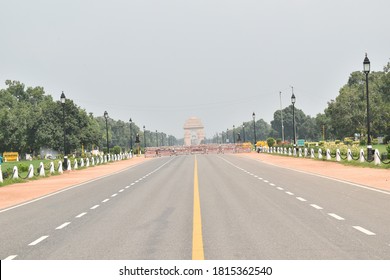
(259, 146, 389, 166)
(2, 153, 132, 182)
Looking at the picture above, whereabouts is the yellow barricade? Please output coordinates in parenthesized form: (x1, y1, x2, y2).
(3, 152, 19, 162)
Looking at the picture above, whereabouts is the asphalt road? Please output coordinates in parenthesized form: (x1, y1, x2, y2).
(1, 154, 390, 260)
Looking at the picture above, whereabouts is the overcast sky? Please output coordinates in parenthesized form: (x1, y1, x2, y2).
(1, 0, 389, 138)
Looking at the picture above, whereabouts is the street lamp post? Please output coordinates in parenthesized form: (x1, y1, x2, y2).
(291, 92, 296, 150)
(222, 131, 225, 144)
(363, 53, 372, 160)
(129, 118, 133, 152)
(104, 111, 109, 154)
(60, 92, 66, 156)
(233, 125, 236, 144)
(242, 123, 246, 142)
(143, 125, 146, 151)
(252, 112, 256, 147)
(156, 130, 158, 147)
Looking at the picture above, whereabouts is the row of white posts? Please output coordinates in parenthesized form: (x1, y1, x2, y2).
(260, 147, 382, 165)
(0, 152, 133, 183)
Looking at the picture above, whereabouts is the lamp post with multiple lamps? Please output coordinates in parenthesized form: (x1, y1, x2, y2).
(363, 53, 373, 160)
(252, 112, 256, 147)
(291, 92, 296, 151)
(104, 111, 109, 154)
(60, 92, 66, 156)
(233, 125, 236, 144)
(129, 118, 133, 153)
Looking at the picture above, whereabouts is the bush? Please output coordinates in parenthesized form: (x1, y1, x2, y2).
(384, 135, 390, 144)
(266, 137, 276, 147)
(335, 140, 341, 145)
(387, 145, 390, 154)
(344, 137, 353, 145)
(18, 163, 29, 173)
(372, 138, 379, 145)
(112, 145, 121, 155)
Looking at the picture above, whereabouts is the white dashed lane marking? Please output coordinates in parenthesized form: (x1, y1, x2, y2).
(270, 183, 276, 187)
(130, 183, 135, 186)
(102, 199, 109, 203)
(4, 255, 18, 260)
(75, 212, 87, 218)
(328, 213, 345, 220)
(310, 204, 323, 210)
(277, 187, 284, 191)
(90, 205, 100, 210)
(56, 222, 71, 230)
(286, 191, 294, 195)
(296, 197, 307, 202)
(353, 226, 376, 236)
(111, 193, 118, 197)
(119, 189, 124, 192)
(29, 235, 49, 246)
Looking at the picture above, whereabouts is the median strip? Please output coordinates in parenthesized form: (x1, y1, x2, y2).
(192, 156, 205, 260)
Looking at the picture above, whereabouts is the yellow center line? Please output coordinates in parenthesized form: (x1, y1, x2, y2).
(192, 155, 205, 260)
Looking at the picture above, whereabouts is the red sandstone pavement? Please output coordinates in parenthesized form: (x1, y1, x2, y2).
(0, 157, 151, 210)
(0, 153, 389, 211)
(239, 152, 390, 191)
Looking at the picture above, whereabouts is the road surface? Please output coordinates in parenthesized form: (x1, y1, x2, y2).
(1, 154, 389, 260)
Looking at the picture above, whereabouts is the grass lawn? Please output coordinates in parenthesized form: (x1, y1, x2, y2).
(372, 144, 388, 154)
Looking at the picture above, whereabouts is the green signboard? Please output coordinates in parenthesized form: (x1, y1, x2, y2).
(297, 139, 305, 147)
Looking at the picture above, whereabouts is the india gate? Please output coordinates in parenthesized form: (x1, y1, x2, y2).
(183, 117, 205, 146)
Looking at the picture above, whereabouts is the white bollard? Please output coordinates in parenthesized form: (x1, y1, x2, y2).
(74, 159, 78, 170)
(299, 148, 302, 157)
(80, 158, 84, 168)
(13, 166, 19, 179)
(28, 164, 34, 178)
(92, 157, 95, 166)
(347, 149, 352, 161)
(374, 149, 381, 165)
(39, 162, 45, 177)
(86, 158, 90, 167)
(0, 165, 3, 183)
(58, 161, 63, 174)
(293, 147, 297, 157)
(359, 149, 365, 163)
(326, 149, 331, 160)
(288, 148, 292, 156)
(336, 149, 341, 162)
(50, 161, 55, 174)
(311, 148, 315, 158)
(318, 149, 323, 159)
(67, 160, 72, 171)
(304, 148, 308, 157)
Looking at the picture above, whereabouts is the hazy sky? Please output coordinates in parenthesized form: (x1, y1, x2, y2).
(1, 0, 389, 138)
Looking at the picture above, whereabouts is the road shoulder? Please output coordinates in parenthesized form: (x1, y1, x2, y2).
(238, 152, 390, 192)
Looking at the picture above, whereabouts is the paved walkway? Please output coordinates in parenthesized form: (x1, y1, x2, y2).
(0, 157, 151, 210)
(0, 153, 388, 211)
(239, 153, 390, 191)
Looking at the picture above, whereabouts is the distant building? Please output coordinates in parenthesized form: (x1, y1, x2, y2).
(183, 117, 205, 146)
